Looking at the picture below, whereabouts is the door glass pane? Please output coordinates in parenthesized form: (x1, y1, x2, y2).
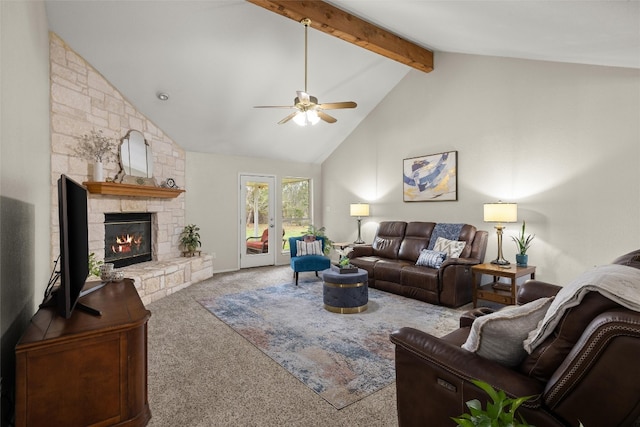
(245, 181, 270, 255)
(282, 177, 311, 251)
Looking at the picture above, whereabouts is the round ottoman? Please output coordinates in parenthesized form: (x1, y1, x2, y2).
(322, 268, 368, 314)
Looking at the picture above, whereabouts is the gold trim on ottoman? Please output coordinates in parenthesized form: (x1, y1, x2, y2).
(324, 303, 368, 314)
(323, 281, 366, 289)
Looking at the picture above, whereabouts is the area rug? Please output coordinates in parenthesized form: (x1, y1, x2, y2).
(198, 278, 463, 409)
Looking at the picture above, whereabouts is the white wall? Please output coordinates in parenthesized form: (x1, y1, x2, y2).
(186, 152, 322, 272)
(322, 52, 640, 285)
(1, 0, 50, 319)
(0, 0, 51, 418)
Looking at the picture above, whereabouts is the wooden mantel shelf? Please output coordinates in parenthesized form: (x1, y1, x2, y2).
(83, 181, 185, 198)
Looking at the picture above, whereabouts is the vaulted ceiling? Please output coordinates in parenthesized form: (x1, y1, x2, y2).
(44, 1, 640, 164)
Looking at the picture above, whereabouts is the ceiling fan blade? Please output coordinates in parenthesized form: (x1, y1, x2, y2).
(317, 111, 337, 123)
(254, 105, 296, 109)
(318, 101, 357, 110)
(278, 111, 299, 125)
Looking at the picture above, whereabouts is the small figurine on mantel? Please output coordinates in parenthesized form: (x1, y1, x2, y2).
(160, 178, 179, 189)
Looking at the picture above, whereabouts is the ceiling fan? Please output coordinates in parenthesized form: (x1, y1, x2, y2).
(254, 18, 357, 126)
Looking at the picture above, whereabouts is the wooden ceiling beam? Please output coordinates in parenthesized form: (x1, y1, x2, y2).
(246, 0, 434, 73)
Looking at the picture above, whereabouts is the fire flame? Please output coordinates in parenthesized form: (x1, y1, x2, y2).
(111, 234, 143, 254)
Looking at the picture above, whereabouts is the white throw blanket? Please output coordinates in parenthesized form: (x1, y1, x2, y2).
(523, 264, 640, 353)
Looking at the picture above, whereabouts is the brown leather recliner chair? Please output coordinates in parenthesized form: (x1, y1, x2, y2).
(390, 250, 640, 427)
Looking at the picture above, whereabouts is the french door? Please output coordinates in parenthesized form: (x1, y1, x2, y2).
(240, 174, 276, 268)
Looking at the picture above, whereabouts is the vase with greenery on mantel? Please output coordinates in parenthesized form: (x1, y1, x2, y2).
(511, 221, 535, 267)
(180, 224, 202, 257)
(73, 129, 117, 182)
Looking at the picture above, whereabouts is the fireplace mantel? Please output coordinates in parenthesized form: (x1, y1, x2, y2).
(83, 181, 185, 198)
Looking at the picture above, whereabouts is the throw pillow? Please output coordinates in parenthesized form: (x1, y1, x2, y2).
(433, 237, 466, 258)
(461, 297, 554, 367)
(416, 249, 447, 268)
(303, 234, 316, 243)
(296, 240, 322, 256)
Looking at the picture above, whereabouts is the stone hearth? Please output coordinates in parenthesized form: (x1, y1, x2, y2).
(120, 255, 213, 305)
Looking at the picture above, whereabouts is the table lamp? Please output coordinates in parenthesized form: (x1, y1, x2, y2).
(484, 201, 517, 265)
(350, 203, 370, 244)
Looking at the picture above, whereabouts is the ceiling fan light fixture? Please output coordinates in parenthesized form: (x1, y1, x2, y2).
(254, 17, 356, 125)
(293, 110, 320, 126)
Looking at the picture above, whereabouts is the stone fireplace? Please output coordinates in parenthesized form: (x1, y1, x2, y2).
(104, 212, 153, 268)
(49, 33, 213, 305)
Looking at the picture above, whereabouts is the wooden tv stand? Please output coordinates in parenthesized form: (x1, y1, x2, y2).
(15, 279, 151, 427)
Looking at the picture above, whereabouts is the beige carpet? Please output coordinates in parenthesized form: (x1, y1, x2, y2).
(146, 266, 462, 426)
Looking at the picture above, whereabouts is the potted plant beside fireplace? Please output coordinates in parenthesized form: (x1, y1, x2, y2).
(180, 224, 202, 257)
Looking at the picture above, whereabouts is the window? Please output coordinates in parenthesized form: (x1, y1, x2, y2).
(282, 177, 311, 251)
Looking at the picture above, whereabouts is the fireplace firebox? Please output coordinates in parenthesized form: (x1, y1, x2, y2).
(104, 213, 152, 268)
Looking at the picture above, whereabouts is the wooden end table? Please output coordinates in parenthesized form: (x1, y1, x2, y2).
(472, 263, 536, 307)
(332, 242, 352, 250)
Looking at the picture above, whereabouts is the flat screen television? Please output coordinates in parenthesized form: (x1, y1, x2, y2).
(56, 174, 101, 318)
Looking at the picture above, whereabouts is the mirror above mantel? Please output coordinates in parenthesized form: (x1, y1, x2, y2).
(83, 129, 184, 199)
(84, 128, 185, 198)
(117, 129, 155, 186)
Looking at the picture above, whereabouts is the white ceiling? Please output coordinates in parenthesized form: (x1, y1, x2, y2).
(44, 1, 640, 164)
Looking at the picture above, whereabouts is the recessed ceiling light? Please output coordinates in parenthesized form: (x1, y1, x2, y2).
(157, 92, 169, 101)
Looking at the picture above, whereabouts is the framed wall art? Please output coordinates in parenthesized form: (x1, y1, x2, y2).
(402, 151, 457, 202)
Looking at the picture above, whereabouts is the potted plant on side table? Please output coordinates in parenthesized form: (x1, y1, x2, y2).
(512, 221, 534, 267)
(180, 224, 202, 257)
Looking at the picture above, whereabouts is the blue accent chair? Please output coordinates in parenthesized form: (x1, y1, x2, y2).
(289, 236, 331, 286)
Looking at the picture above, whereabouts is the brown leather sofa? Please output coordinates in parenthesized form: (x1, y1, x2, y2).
(347, 221, 488, 307)
(390, 249, 640, 427)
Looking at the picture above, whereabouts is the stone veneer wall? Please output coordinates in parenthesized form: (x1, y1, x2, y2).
(49, 32, 211, 303)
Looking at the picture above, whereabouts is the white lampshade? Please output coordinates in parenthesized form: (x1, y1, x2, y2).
(293, 110, 320, 126)
(484, 202, 517, 223)
(350, 203, 370, 217)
